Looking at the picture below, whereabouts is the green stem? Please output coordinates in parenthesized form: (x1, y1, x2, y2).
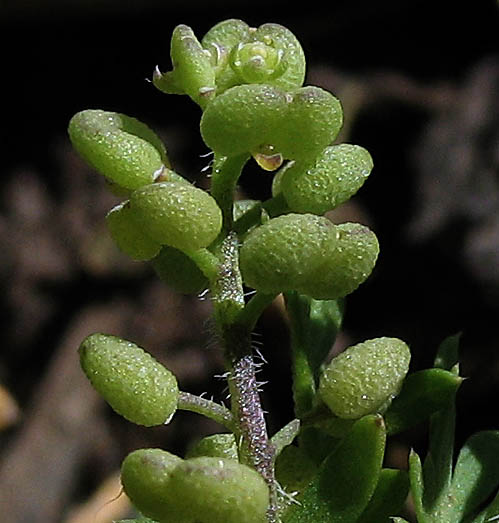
(210, 153, 249, 230)
(177, 391, 234, 431)
(183, 247, 220, 281)
(237, 291, 278, 332)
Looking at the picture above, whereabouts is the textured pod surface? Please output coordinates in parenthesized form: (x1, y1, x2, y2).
(165, 457, 269, 523)
(151, 245, 208, 294)
(68, 110, 167, 190)
(304, 222, 379, 299)
(319, 337, 411, 419)
(170, 24, 216, 106)
(200, 84, 288, 156)
(186, 433, 238, 460)
(130, 181, 222, 251)
(281, 144, 373, 214)
(106, 201, 161, 261)
(121, 448, 185, 522)
(79, 334, 178, 426)
(240, 213, 338, 295)
(273, 87, 343, 160)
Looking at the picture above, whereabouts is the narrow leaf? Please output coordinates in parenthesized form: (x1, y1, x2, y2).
(357, 468, 409, 523)
(285, 414, 386, 523)
(409, 449, 428, 523)
(440, 431, 499, 521)
(385, 368, 463, 435)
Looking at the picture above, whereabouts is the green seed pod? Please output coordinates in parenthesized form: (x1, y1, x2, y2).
(319, 337, 411, 419)
(165, 457, 269, 523)
(130, 181, 222, 251)
(201, 20, 305, 94)
(304, 222, 379, 300)
(68, 110, 168, 190)
(186, 433, 238, 460)
(121, 448, 185, 522)
(169, 24, 216, 107)
(106, 201, 161, 261)
(281, 144, 374, 214)
(240, 213, 338, 295)
(151, 245, 208, 294)
(253, 23, 306, 90)
(79, 333, 179, 426)
(200, 84, 288, 157)
(201, 19, 250, 93)
(273, 87, 343, 161)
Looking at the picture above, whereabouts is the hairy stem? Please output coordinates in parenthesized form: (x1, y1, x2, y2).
(211, 232, 277, 521)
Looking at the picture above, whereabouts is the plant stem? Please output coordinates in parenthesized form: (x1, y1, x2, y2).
(177, 391, 234, 430)
(211, 232, 277, 522)
(210, 153, 249, 230)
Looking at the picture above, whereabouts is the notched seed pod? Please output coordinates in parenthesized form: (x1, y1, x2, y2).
(319, 337, 411, 419)
(121, 448, 185, 522)
(281, 144, 374, 214)
(186, 433, 238, 460)
(106, 201, 161, 261)
(130, 181, 222, 251)
(273, 87, 343, 161)
(68, 110, 168, 190)
(155, 24, 216, 108)
(240, 213, 338, 296)
(151, 245, 208, 294)
(79, 334, 179, 427)
(304, 222, 379, 299)
(166, 457, 269, 523)
(200, 83, 288, 157)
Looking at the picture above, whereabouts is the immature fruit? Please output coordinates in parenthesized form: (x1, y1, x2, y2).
(281, 144, 373, 214)
(272, 87, 343, 161)
(319, 337, 411, 419)
(106, 201, 161, 261)
(165, 457, 269, 523)
(186, 433, 238, 460)
(68, 110, 167, 190)
(151, 245, 208, 294)
(201, 19, 305, 93)
(304, 222, 379, 300)
(79, 334, 178, 426)
(200, 84, 288, 157)
(121, 448, 185, 522)
(130, 181, 222, 251)
(240, 213, 338, 296)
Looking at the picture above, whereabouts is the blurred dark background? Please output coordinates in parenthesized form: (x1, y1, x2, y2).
(1, 1, 498, 521)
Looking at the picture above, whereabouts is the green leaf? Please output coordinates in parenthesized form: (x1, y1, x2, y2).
(434, 332, 461, 374)
(285, 414, 386, 522)
(357, 468, 409, 523)
(421, 335, 461, 514)
(471, 487, 499, 522)
(385, 368, 463, 435)
(440, 431, 499, 522)
(408, 449, 429, 523)
(285, 291, 343, 418)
